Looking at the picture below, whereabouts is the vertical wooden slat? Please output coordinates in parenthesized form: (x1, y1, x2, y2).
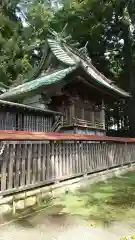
(92, 142, 96, 171)
(84, 142, 87, 173)
(14, 144, 21, 188)
(85, 142, 88, 173)
(90, 142, 93, 173)
(32, 144, 37, 184)
(109, 143, 114, 167)
(75, 141, 79, 174)
(46, 142, 50, 181)
(67, 142, 70, 175)
(102, 142, 105, 169)
(90, 142, 93, 171)
(1, 144, 8, 191)
(97, 142, 100, 169)
(87, 142, 90, 173)
(54, 142, 58, 179)
(50, 141, 55, 180)
(70, 142, 73, 175)
(113, 143, 117, 167)
(100, 142, 103, 169)
(63, 143, 66, 176)
(104, 142, 107, 168)
(130, 144, 134, 163)
(59, 142, 62, 178)
(101, 142, 104, 169)
(72, 142, 75, 175)
(43, 118, 46, 132)
(82, 142, 85, 173)
(26, 144, 32, 185)
(85, 142, 89, 173)
(37, 143, 42, 182)
(20, 144, 26, 186)
(61, 142, 64, 177)
(97, 142, 101, 170)
(66, 142, 69, 176)
(79, 142, 82, 173)
(8, 144, 15, 190)
(42, 143, 46, 181)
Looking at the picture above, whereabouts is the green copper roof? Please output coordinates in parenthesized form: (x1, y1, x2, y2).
(48, 39, 76, 65)
(81, 62, 130, 97)
(0, 37, 130, 100)
(47, 39, 130, 97)
(0, 67, 76, 100)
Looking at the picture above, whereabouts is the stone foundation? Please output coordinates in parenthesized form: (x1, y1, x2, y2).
(0, 163, 134, 217)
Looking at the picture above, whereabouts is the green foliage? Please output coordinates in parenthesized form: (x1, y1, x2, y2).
(0, 1, 33, 86)
(1, 0, 135, 134)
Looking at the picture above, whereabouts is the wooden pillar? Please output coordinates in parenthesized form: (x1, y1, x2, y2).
(101, 100, 105, 129)
(91, 105, 95, 127)
(69, 103, 74, 124)
(91, 111, 94, 127)
(82, 108, 84, 120)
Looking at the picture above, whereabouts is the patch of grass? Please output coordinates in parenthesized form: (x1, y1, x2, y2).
(51, 171, 135, 226)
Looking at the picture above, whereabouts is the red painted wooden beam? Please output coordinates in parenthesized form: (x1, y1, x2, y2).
(0, 130, 134, 142)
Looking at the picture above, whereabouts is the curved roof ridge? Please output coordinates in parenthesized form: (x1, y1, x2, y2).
(0, 67, 76, 100)
(47, 38, 130, 97)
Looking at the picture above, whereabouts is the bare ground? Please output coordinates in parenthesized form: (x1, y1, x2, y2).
(0, 212, 135, 240)
(1, 171, 135, 240)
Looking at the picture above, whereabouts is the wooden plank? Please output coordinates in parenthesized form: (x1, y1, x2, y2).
(88, 142, 92, 173)
(61, 142, 64, 177)
(66, 142, 69, 176)
(130, 144, 134, 163)
(69, 142, 72, 175)
(63, 143, 66, 176)
(14, 144, 21, 188)
(78, 142, 82, 173)
(93, 142, 97, 171)
(72, 142, 75, 174)
(37, 143, 42, 182)
(75, 141, 79, 174)
(50, 142, 55, 180)
(26, 144, 32, 185)
(8, 144, 15, 189)
(42, 143, 46, 181)
(20, 144, 26, 186)
(46, 143, 50, 181)
(90, 142, 93, 170)
(84, 142, 87, 173)
(97, 142, 100, 170)
(103, 142, 107, 169)
(0, 130, 135, 143)
(109, 143, 115, 167)
(82, 143, 85, 173)
(32, 144, 37, 184)
(1, 144, 8, 192)
(54, 142, 58, 179)
(59, 142, 62, 178)
(86, 142, 89, 173)
(100, 142, 104, 168)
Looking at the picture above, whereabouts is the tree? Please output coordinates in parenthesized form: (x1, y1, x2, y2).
(1, 0, 135, 136)
(0, 0, 32, 86)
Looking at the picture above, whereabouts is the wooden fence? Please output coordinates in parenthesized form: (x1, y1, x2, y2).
(0, 130, 135, 197)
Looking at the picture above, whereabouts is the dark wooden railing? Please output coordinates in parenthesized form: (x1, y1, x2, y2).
(63, 117, 105, 130)
(0, 130, 135, 196)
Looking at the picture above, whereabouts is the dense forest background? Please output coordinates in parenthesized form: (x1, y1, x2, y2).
(1, 0, 135, 136)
